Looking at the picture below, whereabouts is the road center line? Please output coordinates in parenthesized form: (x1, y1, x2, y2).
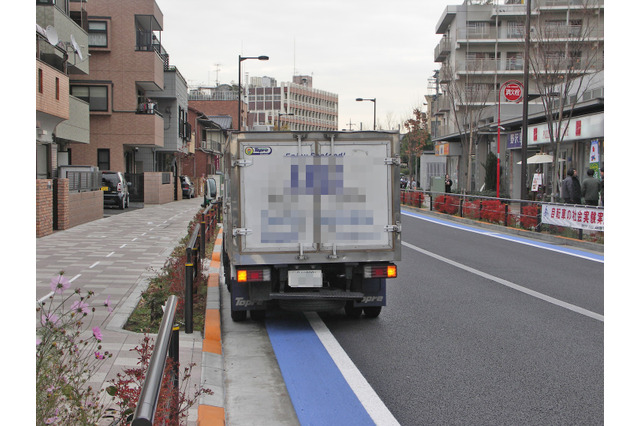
(402, 241, 604, 322)
(304, 312, 401, 426)
(89, 261, 100, 269)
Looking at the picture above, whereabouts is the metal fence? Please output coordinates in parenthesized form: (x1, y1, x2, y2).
(67, 170, 102, 192)
(401, 189, 604, 243)
(131, 295, 180, 426)
(184, 201, 221, 333)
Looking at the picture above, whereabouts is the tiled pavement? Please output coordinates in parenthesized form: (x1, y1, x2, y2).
(36, 199, 208, 424)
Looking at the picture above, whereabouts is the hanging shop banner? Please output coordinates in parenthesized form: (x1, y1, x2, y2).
(541, 204, 604, 231)
(589, 139, 601, 179)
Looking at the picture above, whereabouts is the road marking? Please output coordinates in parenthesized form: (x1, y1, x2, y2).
(403, 241, 604, 322)
(266, 314, 377, 425)
(402, 210, 604, 263)
(89, 261, 100, 269)
(120, 244, 127, 248)
(106, 252, 115, 258)
(37, 274, 81, 304)
(131, 238, 137, 242)
(305, 312, 401, 425)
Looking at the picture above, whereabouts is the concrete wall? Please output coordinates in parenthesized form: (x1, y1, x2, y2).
(144, 172, 175, 204)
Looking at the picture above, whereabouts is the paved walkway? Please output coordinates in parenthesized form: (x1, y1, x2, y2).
(36, 198, 208, 424)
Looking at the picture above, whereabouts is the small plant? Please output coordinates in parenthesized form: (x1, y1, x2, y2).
(520, 205, 539, 230)
(36, 273, 114, 425)
(480, 199, 507, 224)
(105, 334, 213, 425)
(462, 200, 481, 219)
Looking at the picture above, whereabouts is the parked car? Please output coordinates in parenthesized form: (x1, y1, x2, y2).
(202, 177, 217, 207)
(180, 175, 195, 198)
(101, 171, 130, 209)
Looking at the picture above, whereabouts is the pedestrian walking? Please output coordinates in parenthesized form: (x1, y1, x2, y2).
(570, 168, 582, 204)
(582, 169, 601, 206)
(561, 169, 573, 204)
(444, 174, 452, 193)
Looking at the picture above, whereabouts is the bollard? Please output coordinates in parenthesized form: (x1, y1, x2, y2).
(185, 247, 193, 334)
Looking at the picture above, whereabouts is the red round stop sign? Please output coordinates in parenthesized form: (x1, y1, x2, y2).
(503, 83, 523, 102)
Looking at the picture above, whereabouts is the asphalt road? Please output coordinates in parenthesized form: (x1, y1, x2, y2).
(320, 212, 604, 425)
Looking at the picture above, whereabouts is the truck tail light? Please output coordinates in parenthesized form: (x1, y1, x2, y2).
(364, 264, 397, 279)
(237, 268, 271, 283)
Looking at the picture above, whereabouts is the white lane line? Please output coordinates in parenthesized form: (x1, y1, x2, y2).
(37, 274, 82, 304)
(89, 261, 100, 269)
(304, 312, 401, 426)
(403, 241, 604, 322)
(131, 238, 137, 242)
(106, 252, 115, 258)
(120, 244, 127, 248)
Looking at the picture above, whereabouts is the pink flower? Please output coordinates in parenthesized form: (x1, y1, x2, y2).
(41, 313, 60, 326)
(71, 300, 90, 315)
(50, 274, 71, 294)
(94, 351, 104, 360)
(92, 326, 103, 341)
(36, 338, 41, 346)
(104, 295, 113, 313)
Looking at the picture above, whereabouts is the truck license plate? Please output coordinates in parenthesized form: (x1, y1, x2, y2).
(288, 270, 322, 288)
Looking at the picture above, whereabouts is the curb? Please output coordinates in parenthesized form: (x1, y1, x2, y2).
(197, 232, 226, 425)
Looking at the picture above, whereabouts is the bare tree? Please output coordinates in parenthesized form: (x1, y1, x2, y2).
(440, 60, 493, 191)
(527, 0, 604, 201)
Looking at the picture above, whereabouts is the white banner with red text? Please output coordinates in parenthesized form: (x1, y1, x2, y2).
(541, 204, 604, 232)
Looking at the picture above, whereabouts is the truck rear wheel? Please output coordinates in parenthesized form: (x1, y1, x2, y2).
(344, 301, 362, 319)
(363, 306, 382, 318)
(250, 309, 266, 321)
(230, 308, 247, 322)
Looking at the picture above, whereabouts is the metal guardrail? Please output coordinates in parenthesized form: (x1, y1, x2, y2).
(401, 189, 604, 243)
(184, 202, 221, 333)
(132, 295, 180, 426)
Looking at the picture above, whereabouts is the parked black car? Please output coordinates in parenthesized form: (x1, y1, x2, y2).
(101, 171, 130, 209)
(180, 175, 195, 198)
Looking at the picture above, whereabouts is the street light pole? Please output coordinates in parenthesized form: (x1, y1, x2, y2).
(355, 97, 376, 130)
(277, 112, 293, 130)
(237, 55, 269, 131)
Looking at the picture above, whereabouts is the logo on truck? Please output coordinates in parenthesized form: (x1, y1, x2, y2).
(245, 146, 272, 156)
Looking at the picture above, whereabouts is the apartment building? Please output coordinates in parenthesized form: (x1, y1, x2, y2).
(69, 0, 189, 180)
(248, 75, 339, 131)
(36, 0, 91, 179)
(431, 0, 604, 197)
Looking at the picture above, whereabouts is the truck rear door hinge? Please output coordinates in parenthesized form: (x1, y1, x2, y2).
(384, 156, 401, 166)
(232, 228, 252, 237)
(232, 159, 253, 167)
(384, 223, 401, 233)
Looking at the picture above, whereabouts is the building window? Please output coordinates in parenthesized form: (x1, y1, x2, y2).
(71, 85, 108, 111)
(38, 69, 43, 93)
(97, 149, 110, 171)
(88, 21, 108, 47)
(56, 77, 60, 100)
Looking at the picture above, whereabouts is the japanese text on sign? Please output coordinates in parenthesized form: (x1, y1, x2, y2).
(541, 204, 604, 231)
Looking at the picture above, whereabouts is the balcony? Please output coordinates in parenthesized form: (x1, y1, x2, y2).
(434, 36, 451, 62)
(55, 96, 90, 144)
(111, 110, 165, 147)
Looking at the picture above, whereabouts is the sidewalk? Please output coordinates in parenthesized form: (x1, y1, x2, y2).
(36, 198, 208, 424)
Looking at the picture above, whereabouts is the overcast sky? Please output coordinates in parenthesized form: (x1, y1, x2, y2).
(155, 0, 454, 130)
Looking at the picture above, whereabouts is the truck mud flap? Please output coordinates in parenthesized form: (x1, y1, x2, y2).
(230, 281, 265, 311)
(353, 278, 386, 307)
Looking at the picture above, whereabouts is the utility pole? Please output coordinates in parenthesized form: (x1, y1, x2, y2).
(520, 0, 532, 201)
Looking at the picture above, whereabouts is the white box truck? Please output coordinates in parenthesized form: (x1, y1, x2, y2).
(222, 131, 401, 321)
